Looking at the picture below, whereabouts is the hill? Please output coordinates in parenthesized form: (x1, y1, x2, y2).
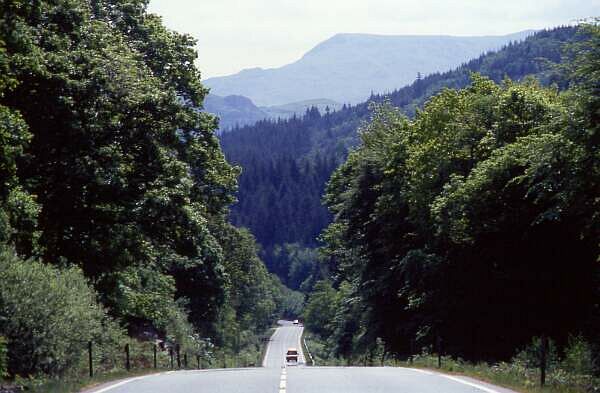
(204, 94, 342, 130)
(205, 31, 534, 106)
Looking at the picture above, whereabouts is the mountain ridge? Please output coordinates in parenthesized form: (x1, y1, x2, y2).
(205, 30, 535, 106)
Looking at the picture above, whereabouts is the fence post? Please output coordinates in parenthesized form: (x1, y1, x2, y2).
(169, 347, 174, 369)
(125, 343, 131, 371)
(197, 355, 200, 369)
(176, 344, 181, 369)
(437, 336, 442, 369)
(540, 335, 548, 387)
(88, 341, 93, 378)
(153, 344, 157, 369)
(184, 353, 188, 369)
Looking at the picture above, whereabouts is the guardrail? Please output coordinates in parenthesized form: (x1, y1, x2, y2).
(302, 336, 315, 366)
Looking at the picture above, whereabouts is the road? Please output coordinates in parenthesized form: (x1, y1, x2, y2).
(84, 321, 516, 393)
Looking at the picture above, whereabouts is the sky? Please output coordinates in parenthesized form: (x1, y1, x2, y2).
(147, 0, 599, 79)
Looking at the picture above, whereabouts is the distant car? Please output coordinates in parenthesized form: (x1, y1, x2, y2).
(293, 319, 299, 325)
(286, 348, 299, 364)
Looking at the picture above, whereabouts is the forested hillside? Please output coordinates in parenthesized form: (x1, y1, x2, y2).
(0, 0, 300, 382)
(305, 22, 599, 372)
(204, 94, 342, 130)
(220, 26, 578, 289)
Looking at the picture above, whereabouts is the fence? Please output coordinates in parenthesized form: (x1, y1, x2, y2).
(84, 339, 263, 379)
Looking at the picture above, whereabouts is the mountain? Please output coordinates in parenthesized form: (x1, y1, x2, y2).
(204, 94, 268, 130)
(205, 31, 535, 106)
(204, 94, 342, 130)
(218, 26, 578, 289)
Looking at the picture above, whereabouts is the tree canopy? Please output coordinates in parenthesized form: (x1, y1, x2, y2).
(316, 23, 599, 363)
(0, 0, 299, 377)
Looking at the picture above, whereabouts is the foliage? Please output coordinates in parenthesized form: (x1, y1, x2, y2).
(0, 0, 292, 382)
(315, 22, 599, 371)
(0, 248, 125, 377)
(219, 26, 580, 289)
(302, 280, 338, 338)
(0, 336, 6, 378)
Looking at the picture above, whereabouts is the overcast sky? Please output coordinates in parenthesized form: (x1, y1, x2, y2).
(147, 0, 599, 79)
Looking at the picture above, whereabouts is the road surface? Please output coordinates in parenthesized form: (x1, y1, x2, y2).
(84, 321, 517, 393)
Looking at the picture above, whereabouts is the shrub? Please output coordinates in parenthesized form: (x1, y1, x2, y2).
(0, 249, 125, 377)
(513, 336, 560, 370)
(562, 335, 595, 376)
(0, 336, 7, 378)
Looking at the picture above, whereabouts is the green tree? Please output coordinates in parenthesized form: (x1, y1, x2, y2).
(321, 53, 599, 362)
(1, 0, 238, 337)
(303, 280, 338, 338)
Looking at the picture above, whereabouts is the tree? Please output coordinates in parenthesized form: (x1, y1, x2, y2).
(320, 61, 599, 361)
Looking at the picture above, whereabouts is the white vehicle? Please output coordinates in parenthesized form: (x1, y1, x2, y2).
(293, 319, 299, 325)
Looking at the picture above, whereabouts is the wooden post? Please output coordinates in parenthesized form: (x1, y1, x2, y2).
(540, 335, 548, 387)
(170, 347, 174, 369)
(184, 353, 188, 369)
(125, 343, 131, 371)
(176, 344, 181, 369)
(153, 344, 157, 369)
(197, 355, 200, 369)
(437, 336, 442, 369)
(88, 341, 93, 378)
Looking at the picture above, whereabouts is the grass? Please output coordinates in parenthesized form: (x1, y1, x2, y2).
(303, 333, 598, 393)
(300, 327, 314, 366)
(407, 355, 598, 393)
(11, 368, 166, 393)
(2, 328, 275, 393)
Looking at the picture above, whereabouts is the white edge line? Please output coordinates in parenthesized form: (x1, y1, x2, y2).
(439, 374, 502, 393)
(405, 367, 501, 393)
(297, 326, 305, 364)
(262, 327, 277, 367)
(90, 376, 144, 393)
(405, 367, 435, 375)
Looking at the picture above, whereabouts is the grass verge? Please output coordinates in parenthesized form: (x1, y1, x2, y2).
(409, 355, 598, 393)
(301, 327, 314, 366)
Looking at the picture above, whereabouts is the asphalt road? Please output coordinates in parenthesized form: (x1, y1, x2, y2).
(263, 320, 306, 368)
(84, 321, 516, 393)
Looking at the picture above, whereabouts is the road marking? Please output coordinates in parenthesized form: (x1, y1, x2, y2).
(90, 377, 144, 393)
(279, 366, 287, 393)
(263, 327, 278, 367)
(405, 368, 502, 393)
(405, 367, 435, 375)
(439, 374, 502, 393)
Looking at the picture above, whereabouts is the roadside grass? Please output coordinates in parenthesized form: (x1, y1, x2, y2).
(1, 327, 275, 393)
(18, 368, 165, 393)
(300, 327, 314, 366)
(303, 334, 598, 393)
(409, 354, 599, 393)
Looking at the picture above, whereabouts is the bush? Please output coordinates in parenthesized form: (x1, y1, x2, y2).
(0, 249, 125, 377)
(562, 336, 595, 376)
(514, 337, 560, 370)
(0, 336, 7, 378)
